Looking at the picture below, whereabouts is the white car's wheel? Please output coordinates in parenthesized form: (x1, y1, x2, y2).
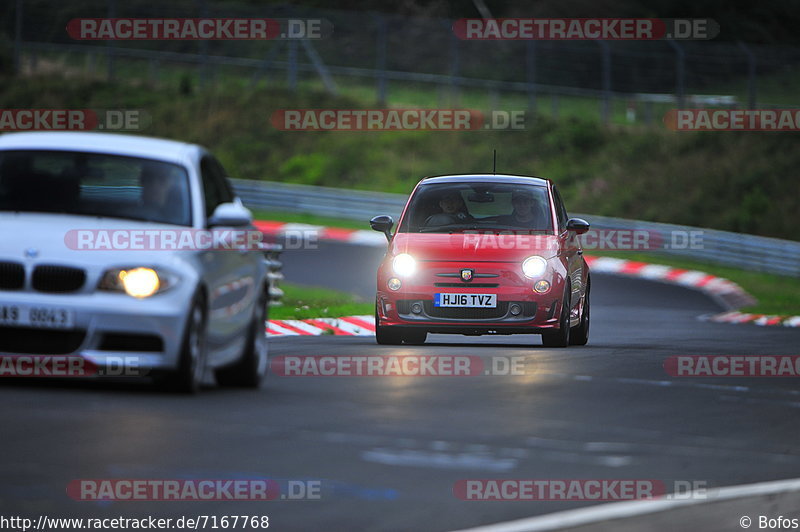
(216, 288, 269, 388)
(159, 292, 208, 393)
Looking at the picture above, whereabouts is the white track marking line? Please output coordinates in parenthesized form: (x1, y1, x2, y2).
(348, 231, 388, 246)
(312, 317, 373, 335)
(361, 448, 518, 472)
(673, 270, 709, 286)
(450, 477, 800, 532)
(266, 321, 301, 336)
(637, 264, 672, 280)
(281, 319, 327, 335)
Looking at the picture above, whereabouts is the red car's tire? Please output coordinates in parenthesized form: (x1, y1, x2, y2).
(569, 282, 590, 346)
(402, 329, 427, 345)
(542, 287, 571, 348)
(375, 304, 403, 345)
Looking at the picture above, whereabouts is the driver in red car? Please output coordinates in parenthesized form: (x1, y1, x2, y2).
(497, 188, 549, 229)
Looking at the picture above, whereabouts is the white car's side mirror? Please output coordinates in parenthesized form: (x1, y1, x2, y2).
(208, 202, 253, 228)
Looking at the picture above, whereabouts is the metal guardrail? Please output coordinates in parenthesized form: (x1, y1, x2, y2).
(261, 243, 284, 307)
(233, 179, 408, 221)
(567, 213, 800, 278)
(233, 179, 800, 278)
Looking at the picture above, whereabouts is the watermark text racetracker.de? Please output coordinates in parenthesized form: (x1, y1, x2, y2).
(271, 355, 529, 377)
(0, 355, 148, 377)
(452, 18, 719, 40)
(665, 355, 800, 377)
(65, 228, 704, 253)
(458, 230, 704, 251)
(64, 228, 317, 251)
(67, 478, 322, 501)
(665, 109, 800, 131)
(271, 109, 527, 131)
(67, 18, 333, 40)
(454, 479, 710, 500)
(0, 109, 146, 131)
(66, 228, 319, 251)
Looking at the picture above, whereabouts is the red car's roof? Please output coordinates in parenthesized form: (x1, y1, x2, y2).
(419, 174, 550, 187)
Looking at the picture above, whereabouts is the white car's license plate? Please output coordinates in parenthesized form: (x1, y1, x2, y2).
(434, 293, 497, 308)
(0, 305, 75, 329)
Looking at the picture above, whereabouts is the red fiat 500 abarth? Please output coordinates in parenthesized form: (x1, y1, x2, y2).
(370, 174, 591, 347)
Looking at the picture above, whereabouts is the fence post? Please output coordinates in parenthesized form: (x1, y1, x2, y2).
(668, 40, 685, 109)
(198, 0, 209, 89)
(86, 52, 96, 77)
(489, 88, 499, 110)
(449, 32, 460, 105)
(551, 93, 559, 119)
(106, 0, 116, 82)
(287, 38, 298, 90)
(598, 40, 611, 125)
(301, 40, 338, 94)
(148, 58, 159, 85)
(526, 40, 537, 113)
(737, 41, 757, 108)
(375, 14, 387, 106)
(250, 44, 281, 87)
(14, 0, 22, 75)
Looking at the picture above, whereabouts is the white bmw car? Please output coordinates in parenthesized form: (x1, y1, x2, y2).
(0, 132, 270, 392)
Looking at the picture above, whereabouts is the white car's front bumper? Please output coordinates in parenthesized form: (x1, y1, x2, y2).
(0, 283, 196, 374)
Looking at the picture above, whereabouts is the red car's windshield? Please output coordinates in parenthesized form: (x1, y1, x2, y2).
(398, 183, 553, 234)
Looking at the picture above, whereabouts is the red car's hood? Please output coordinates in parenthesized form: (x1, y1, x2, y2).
(391, 232, 560, 262)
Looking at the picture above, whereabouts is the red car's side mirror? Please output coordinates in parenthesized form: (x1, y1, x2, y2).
(370, 215, 394, 242)
(566, 218, 590, 235)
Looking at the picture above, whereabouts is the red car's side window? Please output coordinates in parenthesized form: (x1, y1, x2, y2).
(552, 186, 569, 232)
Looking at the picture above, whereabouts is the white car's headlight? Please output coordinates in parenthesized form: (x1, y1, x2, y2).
(522, 256, 548, 278)
(98, 267, 177, 298)
(392, 253, 416, 277)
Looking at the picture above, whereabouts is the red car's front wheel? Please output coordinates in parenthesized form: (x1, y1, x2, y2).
(375, 303, 402, 345)
(541, 287, 571, 348)
(570, 282, 590, 346)
(375, 302, 428, 345)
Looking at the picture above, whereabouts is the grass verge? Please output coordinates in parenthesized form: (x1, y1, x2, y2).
(269, 282, 373, 320)
(252, 210, 372, 231)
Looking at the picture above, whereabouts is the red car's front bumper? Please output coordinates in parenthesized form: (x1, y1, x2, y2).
(376, 259, 568, 335)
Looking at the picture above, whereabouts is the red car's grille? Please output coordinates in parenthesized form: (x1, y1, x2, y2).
(433, 282, 499, 288)
(423, 301, 509, 320)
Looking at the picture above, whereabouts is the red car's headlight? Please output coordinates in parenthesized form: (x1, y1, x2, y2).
(522, 256, 547, 278)
(392, 253, 416, 277)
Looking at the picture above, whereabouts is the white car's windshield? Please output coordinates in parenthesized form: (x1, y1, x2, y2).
(0, 150, 192, 226)
(398, 183, 553, 233)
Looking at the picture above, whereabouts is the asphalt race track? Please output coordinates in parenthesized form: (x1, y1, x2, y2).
(2, 241, 800, 531)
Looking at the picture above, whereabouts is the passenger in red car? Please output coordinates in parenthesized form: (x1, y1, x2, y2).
(424, 190, 474, 226)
